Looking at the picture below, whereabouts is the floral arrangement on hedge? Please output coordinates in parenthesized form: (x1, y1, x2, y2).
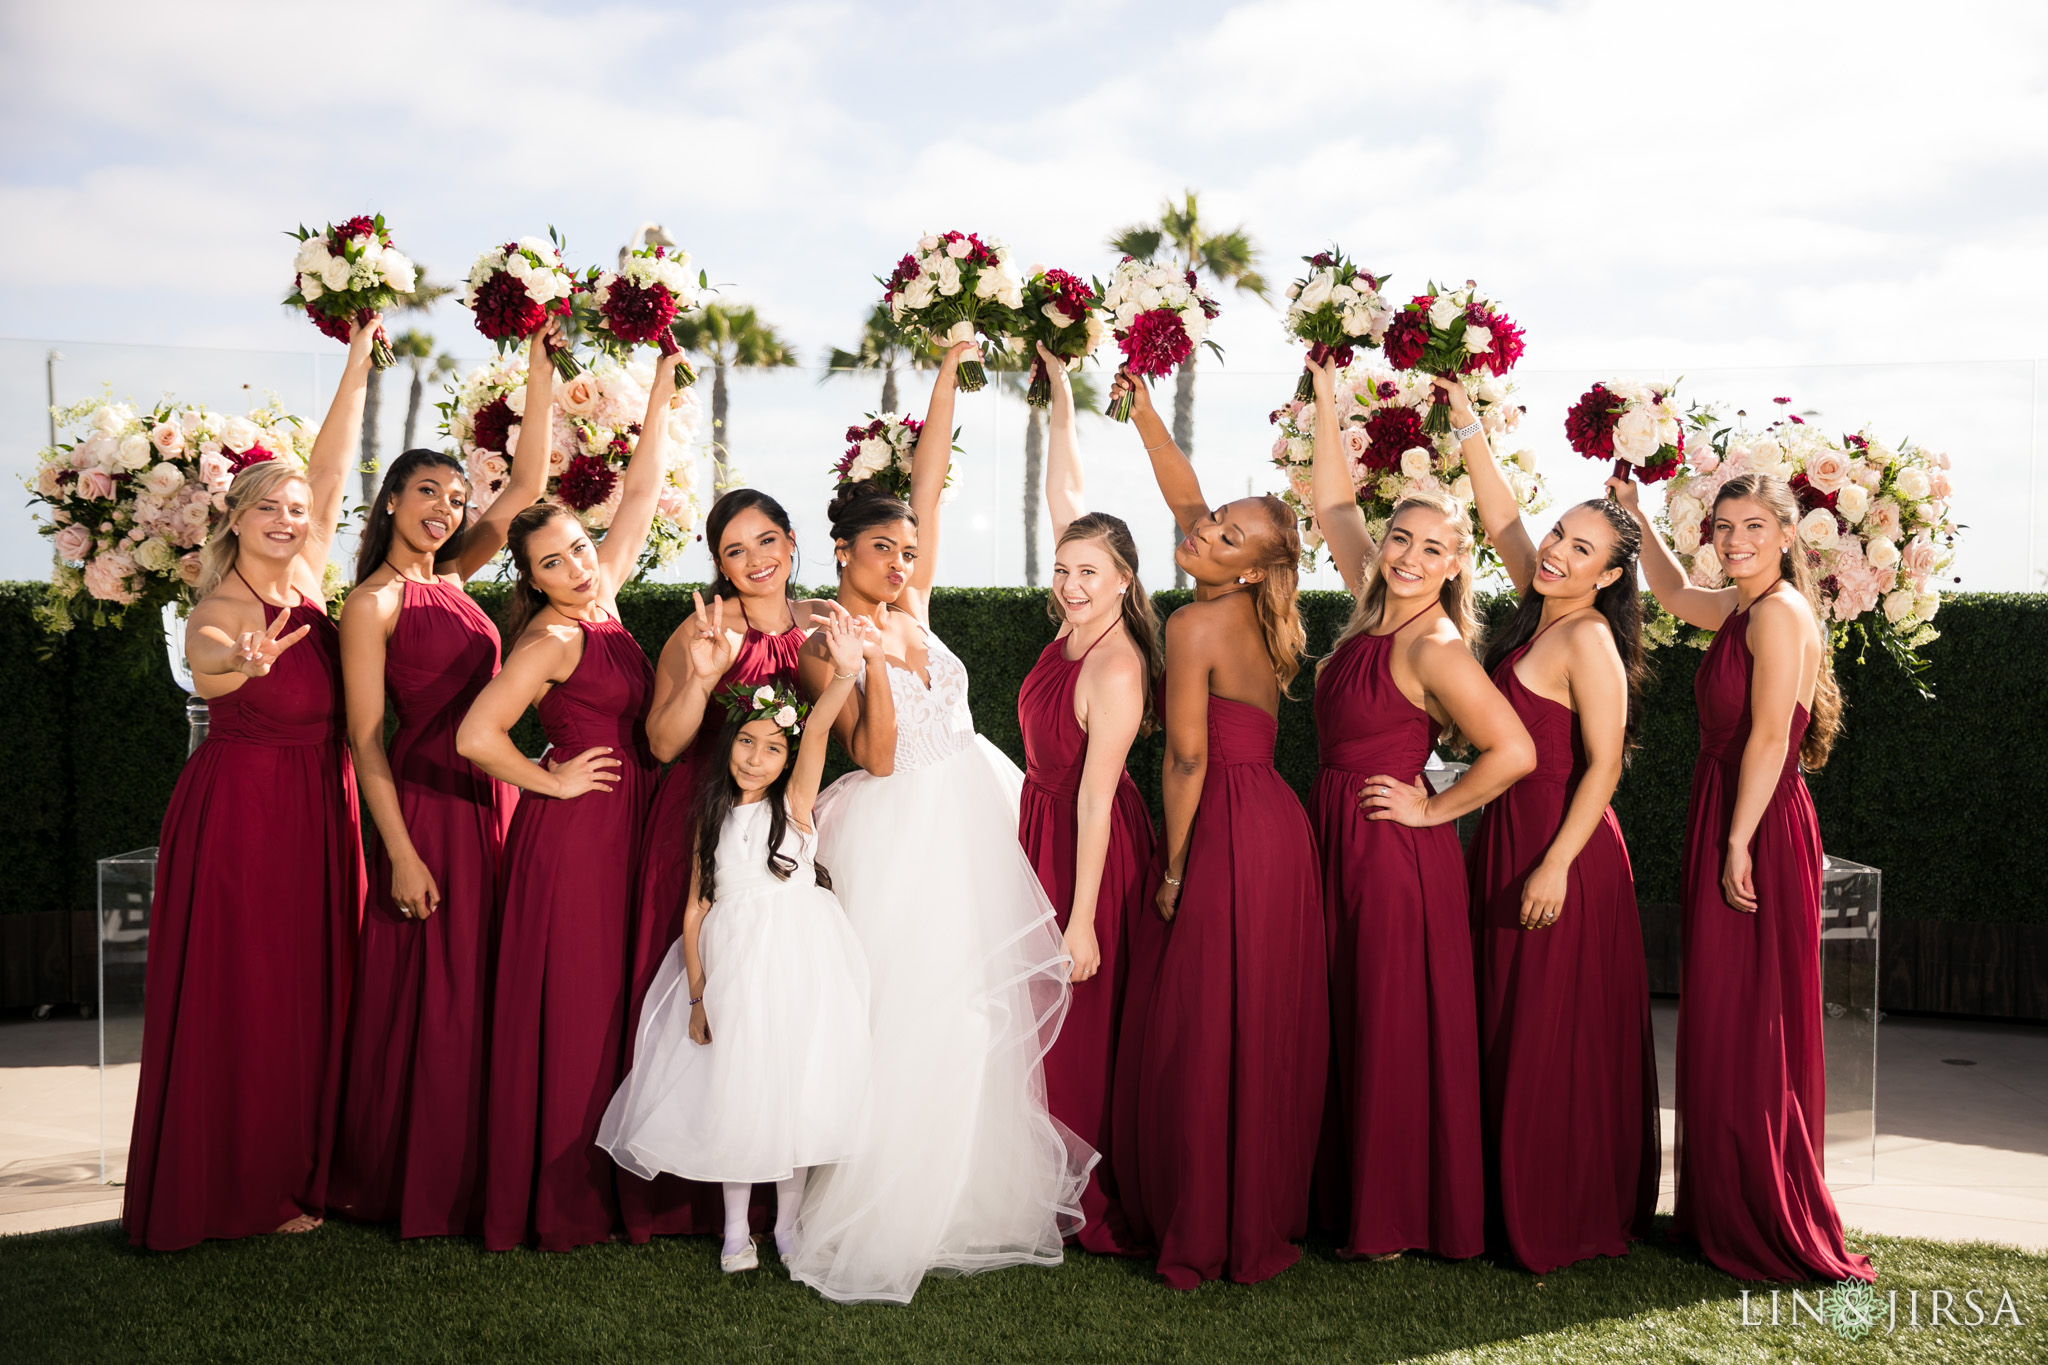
(461, 231, 582, 380)
(881, 231, 1026, 392)
(833, 413, 960, 504)
(1099, 256, 1220, 421)
(1016, 267, 1106, 407)
(1280, 246, 1392, 402)
(1269, 363, 1544, 575)
(579, 242, 705, 389)
(284, 214, 414, 369)
(1654, 397, 1958, 676)
(441, 354, 702, 573)
(27, 395, 317, 630)
(1382, 282, 1526, 435)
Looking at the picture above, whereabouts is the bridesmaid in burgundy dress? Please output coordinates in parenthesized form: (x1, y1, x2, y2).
(1616, 470, 1873, 1284)
(124, 317, 374, 1250)
(619, 487, 820, 1242)
(1301, 360, 1535, 1263)
(326, 325, 553, 1237)
(457, 350, 681, 1251)
(1440, 376, 1660, 1273)
(1103, 365, 1327, 1289)
(1016, 344, 1159, 1254)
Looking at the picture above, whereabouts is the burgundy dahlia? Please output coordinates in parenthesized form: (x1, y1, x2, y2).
(1564, 384, 1621, 463)
(557, 454, 617, 512)
(471, 268, 549, 343)
(1118, 309, 1193, 378)
(471, 397, 516, 455)
(227, 443, 276, 475)
(1381, 300, 1432, 371)
(1360, 405, 1427, 473)
(600, 276, 678, 345)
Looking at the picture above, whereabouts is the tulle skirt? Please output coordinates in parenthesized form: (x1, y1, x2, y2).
(786, 736, 1095, 1304)
(597, 876, 872, 1185)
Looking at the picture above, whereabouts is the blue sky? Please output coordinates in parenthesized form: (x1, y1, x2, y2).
(2, 0, 2044, 587)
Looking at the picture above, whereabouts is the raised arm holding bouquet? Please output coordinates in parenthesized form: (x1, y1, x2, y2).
(1382, 282, 1526, 436)
(1098, 257, 1219, 422)
(1282, 247, 1392, 402)
(462, 230, 582, 381)
(581, 241, 706, 390)
(1017, 267, 1106, 408)
(880, 231, 1026, 392)
(285, 215, 415, 370)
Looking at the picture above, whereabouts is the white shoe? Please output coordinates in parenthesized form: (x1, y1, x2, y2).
(774, 1229, 801, 1262)
(720, 1241, 759, 1274)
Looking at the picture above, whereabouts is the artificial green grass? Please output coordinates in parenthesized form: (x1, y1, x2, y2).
(2, 1218, 2040, 1364)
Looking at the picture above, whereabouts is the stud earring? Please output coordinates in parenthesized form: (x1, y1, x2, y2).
(1237, 576, 1247, 585)
(1117, 586, 1127, 595)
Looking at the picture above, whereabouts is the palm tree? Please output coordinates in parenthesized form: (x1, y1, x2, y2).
(822, 304, 940, 414)
(389, 328, 459, 451)
(671, 303, 799, 487)
(359, 269, 455, 505)
(990, 361, 1104, 586)
(1107, 190, 1268, 584)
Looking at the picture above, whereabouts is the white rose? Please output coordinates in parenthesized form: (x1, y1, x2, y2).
(1667, 493, 1702, 533)
(1427, 295, 1460, 329)
(1749, 437, 1787, 478)
(1832, 483, 1869, 523)
(300, 277, 324, 303)
(516, 236, 552, 258)
(1882, 589, 1915, 623)
(1513, 447, 1538, 474)
(1450, 474, 1474, 503)
(1690, 543, 1725, 586)
(974, 269, 1002, 301)
(1914, 591, 1940, 622)
(116, 433, 153, 470)
(1296, 270, 1335, 311)
(1612, 408, 1661, 465)
(902, 276, 936, 311)
(1797, 508, 1839, 550)
(379, 248, 417, 294)
(134, 537, 176, 574)
(1399, 446, 1433, 479)
(773, 705, 799, 729)
(1673, 517, 1703, 555)
(753, 685, 776, 707)
(935, 258, 962, 297)
(293, 239, 328, 274)
(221, 417, 260, 453)
(141, 462, 184, 497)
(1865, 535, 1900, 570)
(1894, 467, 1931, 501)
(1043, 303, 1074, 329)
(1464, 324, 1492, 355)
(319, 256, 352, 292)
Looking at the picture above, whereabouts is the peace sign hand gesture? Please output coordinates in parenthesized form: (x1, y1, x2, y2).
(234, 610, 311, 679)
(685, 591, 737, 686)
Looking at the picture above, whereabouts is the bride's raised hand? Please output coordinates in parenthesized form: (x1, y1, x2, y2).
(684, 590, 736, 685)
(822, 607, 867, 677)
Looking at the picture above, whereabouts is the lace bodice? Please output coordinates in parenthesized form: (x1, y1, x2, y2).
(858, 627, 976, 774)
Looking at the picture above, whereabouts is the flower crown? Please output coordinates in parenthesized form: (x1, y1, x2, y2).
(720, 681, 808, 739)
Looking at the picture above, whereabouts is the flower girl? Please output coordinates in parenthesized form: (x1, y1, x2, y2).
(598, 608, 875, 1273)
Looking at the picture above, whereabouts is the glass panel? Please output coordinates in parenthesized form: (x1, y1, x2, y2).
(97, 846, 156, 1185)
(1821, 853, 1881, 1187)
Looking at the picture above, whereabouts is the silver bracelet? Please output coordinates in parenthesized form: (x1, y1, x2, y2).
(833, 668, 858, 680)
(1144, 436, 1172, 452)
(1452, 418, 1483, 442)
(1163, 873, 1182, 886)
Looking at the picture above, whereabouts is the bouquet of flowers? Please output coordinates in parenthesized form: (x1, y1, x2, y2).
(29, 395, 317, 630)
(1269, 364, 1543, 574)
(284, 214, 415, 369)
(881, 231, 1026, 392)
(579, 242, 705, 389)
(832, 413, 960, 504)
(1656, 398, 1958, 679)
(1382, 282, 1527, 435)
(1565, 379, 1687, 481)
(441, 354, 702, 572)
(1282, 247, 1393, 402)
(1016, 267, 1106, 407)
(1099, 257, 1221, 422)
(461, 230, 582, 380)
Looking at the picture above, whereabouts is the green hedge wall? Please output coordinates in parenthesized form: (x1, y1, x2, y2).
(3, 583, 2041, 926)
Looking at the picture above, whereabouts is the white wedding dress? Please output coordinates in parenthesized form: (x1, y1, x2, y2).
(786, 624, 1095, 1305)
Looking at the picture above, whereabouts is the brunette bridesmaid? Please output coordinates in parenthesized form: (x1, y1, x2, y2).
(1017, 344, 1160, 1254)
(1615, 469, 1873, 1284)
(1301, 360, 1534, 1263)
(1442, 377, 1660, 1273)
(1104, 365, 1326, 1289)
(457, 349, 681, 1252)
(123, 317, 374, 1250)
(618, 487, 821, 1243)
(325, 326, 554, 1236)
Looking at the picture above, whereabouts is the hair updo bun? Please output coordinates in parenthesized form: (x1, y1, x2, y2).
(826, 480, 916, 548)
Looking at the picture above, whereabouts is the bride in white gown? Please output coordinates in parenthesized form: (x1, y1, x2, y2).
(790, 341, 1093, 1304)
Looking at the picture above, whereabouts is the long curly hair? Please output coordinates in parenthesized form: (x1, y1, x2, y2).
(1048, 512, 1163, 734)
(1243, 495, 1309, 696)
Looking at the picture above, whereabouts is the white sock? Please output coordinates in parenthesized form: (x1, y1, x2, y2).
(722, 1182, 751, 1257)
(775, 1169, 807, 1255)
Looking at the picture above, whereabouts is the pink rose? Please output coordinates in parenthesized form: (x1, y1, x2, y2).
(1804, 448, 1851, 494)
(1340, 428, 1371, 467)
(34, 464, 66, 496)
(77, 468, 117, 501)
(198, 450, 233, 491)
(1928, 471, 1952, 500)
(149, 422, 186, 455)
(1900, 534, 1936, 588)
(655, 484, 691, 520)
(556, 373, 601, 417)
(1269, 435, 1289, 461)
(176, 553, 203, 586)
(1866, 498, 1902, 543)
(82, 551, 140, 604)
(52, 523, 92, 562)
